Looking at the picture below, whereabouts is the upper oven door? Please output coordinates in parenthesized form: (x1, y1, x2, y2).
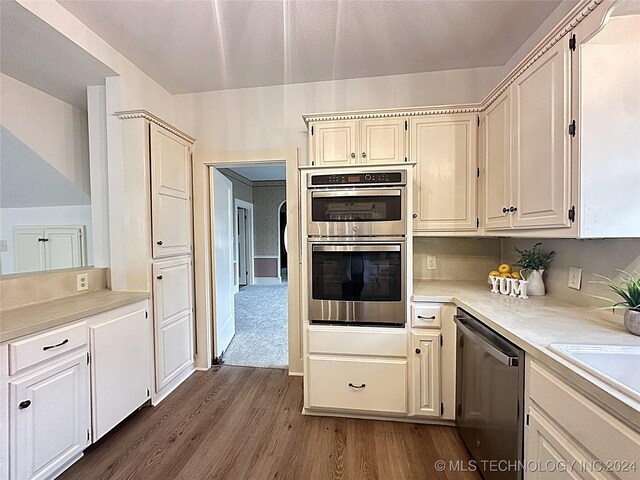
(308, 188, 406, 237)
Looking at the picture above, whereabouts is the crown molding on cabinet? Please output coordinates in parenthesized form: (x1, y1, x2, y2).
(115, 109, 196, 144)
(302, 0, 604, 125)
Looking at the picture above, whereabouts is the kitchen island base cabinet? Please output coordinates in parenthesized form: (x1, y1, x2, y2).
(9, 352, 90, 480)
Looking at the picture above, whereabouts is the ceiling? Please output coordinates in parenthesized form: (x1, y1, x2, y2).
(227, 164, 286, 182)
(58, 0, 566, 94)
(0, 1, 116, 108)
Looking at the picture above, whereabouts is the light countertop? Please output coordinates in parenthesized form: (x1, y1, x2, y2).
(0, 289, 150, 343)
(413, 280, 640, 431)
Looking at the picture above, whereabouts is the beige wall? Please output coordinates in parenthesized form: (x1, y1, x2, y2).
(253, 183, 286, 257)
(501, 238, 640, 316)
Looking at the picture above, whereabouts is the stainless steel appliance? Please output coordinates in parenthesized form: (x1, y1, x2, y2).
(454, 308, 524, 480)
(307, 170, 407, 238)
(307, 239, 406, 326)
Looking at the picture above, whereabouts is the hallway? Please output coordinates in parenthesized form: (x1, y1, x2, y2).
(223, 284, 288, 368)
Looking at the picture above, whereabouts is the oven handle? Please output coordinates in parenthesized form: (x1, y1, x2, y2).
(312, 244, 401, 253)
(311, 189, 402, 198)
(454, 316, 519, 367)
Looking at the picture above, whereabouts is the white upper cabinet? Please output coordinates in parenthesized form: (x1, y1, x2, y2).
(13, 226, 85, 273)
(309, 118, 406, 166)
(511, 38, 572, 229)
(483, 92, 512, 230)
(411, 114, 478, 232)
(150, 124, 193, 258)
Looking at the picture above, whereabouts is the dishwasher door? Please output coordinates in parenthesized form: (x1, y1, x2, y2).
(454, 309, 524, 480)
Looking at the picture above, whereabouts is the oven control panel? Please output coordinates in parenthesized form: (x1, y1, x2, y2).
(310, 171, 404, 187)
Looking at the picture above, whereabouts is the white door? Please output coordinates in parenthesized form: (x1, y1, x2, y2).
(310, 121, 358, 166)
(9, 352, 90, 480)
(511, 38, 572, 229)
(150, 123, 193, 258)
(211, 169, 235, 359)
(411, 115, 478, 232)
(360, 117, 406, 164)
(43, 227, 84, 270)
(484, 92, 512, 230)
(409, 332, 441, 417)
(13, 227, 45, 273)
(237, 208, 247, 286)
(153, 257, 194, 390)
(89, 305, 151, 440)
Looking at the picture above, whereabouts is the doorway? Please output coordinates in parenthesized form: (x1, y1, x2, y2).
(235, 199, 254, 288)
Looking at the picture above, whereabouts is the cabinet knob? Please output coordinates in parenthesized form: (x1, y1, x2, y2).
(412, 213, 417, 219)
(509, 206, 518, 212)
(157, 240, 163, 245)
(502, 207, 509, 214)
(415, 348, 421, 354)
(19, 400, 31, 409)
(350, 152, 356, 158)
(361, 152, 366, 158)
(157, 275, 163, 280)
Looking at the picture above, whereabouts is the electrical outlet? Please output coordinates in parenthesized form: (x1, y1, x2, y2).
(427, 256, 437, 270)
(77, 273, 89, 292)
(568, 267, 582, 290)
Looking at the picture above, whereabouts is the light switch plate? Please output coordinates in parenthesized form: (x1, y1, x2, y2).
(0, 240, 7, 252)
(427, 256, 437, 270)
(568, 267, 582, 290)
(77, 273, 89, 292)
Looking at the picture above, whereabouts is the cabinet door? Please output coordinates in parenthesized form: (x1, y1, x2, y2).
(150, 124, 193, 258)
(484, 93, 512, 230)
(43, 227, 84, 270)
(409, 331, 441, 417)
(153, 257, 194, 391)
(411, 115, 478, 231)
(360, 118, 406, 164)
(310, 121, 358, 166)
(511, 39, 572, 229)
(89, 306, 151, 441)
(13, 227, 45, 273)
(9, 352, 89, 480)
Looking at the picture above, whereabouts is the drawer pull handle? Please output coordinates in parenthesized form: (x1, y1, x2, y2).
(42, 339, 69, 351)
(348, 383, 366, 389)
(417, 315, 436, 320)
(19, 400, 31, 409)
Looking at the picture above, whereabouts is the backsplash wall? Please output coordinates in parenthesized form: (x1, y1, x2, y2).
(414, 238, 501, 281)
(501, 238, 640, 312)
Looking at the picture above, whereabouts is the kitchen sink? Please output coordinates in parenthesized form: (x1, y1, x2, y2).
(549, 344, 640, 403)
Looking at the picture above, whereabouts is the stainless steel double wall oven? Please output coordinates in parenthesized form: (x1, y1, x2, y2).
(306, 170, 408, 327)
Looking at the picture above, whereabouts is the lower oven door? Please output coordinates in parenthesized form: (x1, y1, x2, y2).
(308, 242, 406, 326)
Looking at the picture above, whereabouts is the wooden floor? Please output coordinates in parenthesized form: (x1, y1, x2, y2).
(61, 366, 479, 480)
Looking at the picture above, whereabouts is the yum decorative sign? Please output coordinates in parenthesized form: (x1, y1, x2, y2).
(489, 276, 529, 299)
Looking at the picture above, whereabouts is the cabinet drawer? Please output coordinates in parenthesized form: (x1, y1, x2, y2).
(9, 322, 86, 375)
(528, 360, 640, 474)
(308, 327, 407, 357)
(307, 356, 407, 414)
(411, 303, 442, 328)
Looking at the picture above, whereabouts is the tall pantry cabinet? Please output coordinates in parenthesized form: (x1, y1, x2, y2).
(115, 110, 196, 404)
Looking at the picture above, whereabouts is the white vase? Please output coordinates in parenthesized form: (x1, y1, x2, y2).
(624, 309, 640, 336)
(525, 269, 546, 296)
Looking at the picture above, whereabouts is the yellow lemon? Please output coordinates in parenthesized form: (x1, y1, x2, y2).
(498, 263, 512, 274)
(489, 270, 500, 277)
(500, 273, 512, 278)
(511, 271, 521, 280)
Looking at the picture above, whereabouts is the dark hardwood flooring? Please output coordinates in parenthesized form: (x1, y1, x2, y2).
(60, 366, 479, 480)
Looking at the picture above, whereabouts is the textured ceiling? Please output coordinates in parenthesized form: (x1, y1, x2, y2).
(58, 0, 566, 94)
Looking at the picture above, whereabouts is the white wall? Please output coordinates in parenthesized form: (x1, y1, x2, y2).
(174, 67, 503, 158)
(0, 73, 90, 195)
(0, 205, 93, 274)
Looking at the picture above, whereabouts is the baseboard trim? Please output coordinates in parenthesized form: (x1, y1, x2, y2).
(253, 277, 280, 285)
(301, 408, 455, 426)
(152, 365, 195, 406)
(288, 370, 303, 377)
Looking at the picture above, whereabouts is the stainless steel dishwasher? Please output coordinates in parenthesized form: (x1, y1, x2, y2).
(454, 308, 525, 480)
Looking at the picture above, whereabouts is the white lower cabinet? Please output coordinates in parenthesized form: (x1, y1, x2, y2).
(409, 332, 441, 417)
(9, 351, 90, 480)
(88, 302, 151, 441)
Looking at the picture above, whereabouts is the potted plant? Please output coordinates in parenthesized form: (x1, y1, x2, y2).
(514, 243, 556, 296)
(592, 270, 640, 336)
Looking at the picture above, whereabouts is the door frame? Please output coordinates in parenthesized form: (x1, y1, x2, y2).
(192, 149, 301, 375)
(276, 199, 286, 283)
(234, 199, 254, 288)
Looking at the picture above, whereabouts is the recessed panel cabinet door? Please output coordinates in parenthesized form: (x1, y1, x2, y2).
(409, 331, 441, 417)
(484, 93, 512, 230)
(153, 257, 194, 391)
(44, 227, 84, 270)
(360, 118, 406, 164)
(310, 121, 358, 166)
(511, 39, 572, 229)
(9, 352, 89, 480)
(411, 115, 478, 231)
(13, 228, 45, 273)
(150, 124, 193, 258)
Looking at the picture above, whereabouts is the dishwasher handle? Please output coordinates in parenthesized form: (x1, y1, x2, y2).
(454, 316, 519, 367)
